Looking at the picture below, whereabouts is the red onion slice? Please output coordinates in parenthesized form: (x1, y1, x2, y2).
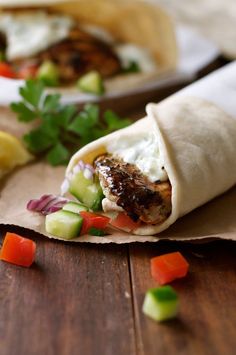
(27, 194, 69, 215)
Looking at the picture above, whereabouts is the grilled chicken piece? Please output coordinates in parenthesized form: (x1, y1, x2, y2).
(94, 155, 172, 224)
(13, 25, 121, 84)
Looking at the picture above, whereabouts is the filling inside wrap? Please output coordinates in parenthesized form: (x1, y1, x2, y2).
(63, 131, 172, 232)
(0, 10, 122, 84)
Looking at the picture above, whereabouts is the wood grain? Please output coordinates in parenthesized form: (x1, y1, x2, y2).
(0, 228, 136, 355)
(1, 228, 236, 355)
(129, 240, 236, 355)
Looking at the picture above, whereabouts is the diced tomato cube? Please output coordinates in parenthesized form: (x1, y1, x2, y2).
(151, 252, 189, 285)
(0, 232, 36, 267)
(110, 212, 140, 231)
(0, 62, 16, 78)
(80, 211, 110, 235)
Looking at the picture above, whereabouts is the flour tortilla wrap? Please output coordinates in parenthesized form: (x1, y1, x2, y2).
(0, 0, 177, 71)
(66, 95, 236, 235)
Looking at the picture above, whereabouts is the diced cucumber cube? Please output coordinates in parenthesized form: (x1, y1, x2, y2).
(69, 171, 104, 211)
(69, 171, 92, 202)
(45, 210, 83, 240)
(83, 183, 104, 211)
(142, 286, 179, 322)
(77, 70, 105, 95)
(37, 60, 59, 86)
(63, 201, 88, 213)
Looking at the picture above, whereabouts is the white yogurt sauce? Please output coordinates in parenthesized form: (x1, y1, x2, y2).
(114, 44, 157, 73)
(0, 11, 74, 60)
(0, 11, 157, 74)
(107, 132, 167, 182)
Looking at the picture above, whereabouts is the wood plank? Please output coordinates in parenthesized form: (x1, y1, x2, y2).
(0, 227, 136, 355)
(129, 240, 236, 355)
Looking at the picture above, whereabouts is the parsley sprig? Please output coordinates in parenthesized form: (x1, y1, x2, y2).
(11, 80, 131, 166)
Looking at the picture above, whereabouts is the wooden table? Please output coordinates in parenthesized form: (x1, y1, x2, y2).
(0, 57, 235, 355)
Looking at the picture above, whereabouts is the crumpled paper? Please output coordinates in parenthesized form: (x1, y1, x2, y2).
(0, 62, 236, 243)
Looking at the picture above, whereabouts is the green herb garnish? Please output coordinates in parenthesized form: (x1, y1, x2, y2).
(11, 80, 132, 166)
(0, 51, 6, 62)
(123, 60, 141, 74)
(88, 227, 108, 236)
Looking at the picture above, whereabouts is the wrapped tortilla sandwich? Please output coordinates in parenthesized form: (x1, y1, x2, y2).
(0, 0, 177, 91)
(62, 62, 236, 236)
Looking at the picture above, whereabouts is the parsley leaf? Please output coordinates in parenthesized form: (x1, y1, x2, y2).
(42, 93, 61, 112)
(88, 227, 108, 236)
(11, 102, 37, 122)
(11, 80, 132, 166)
(46, 142, 70, 166)
(23, 127, 54, 153)
(19, 80, 44, 108)
(122, 60, 141, 74)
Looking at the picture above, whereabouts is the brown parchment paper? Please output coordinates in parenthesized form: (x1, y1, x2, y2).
(0, 105, 236, 244)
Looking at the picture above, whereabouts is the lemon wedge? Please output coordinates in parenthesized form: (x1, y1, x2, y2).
(0, 131, 33, 178)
